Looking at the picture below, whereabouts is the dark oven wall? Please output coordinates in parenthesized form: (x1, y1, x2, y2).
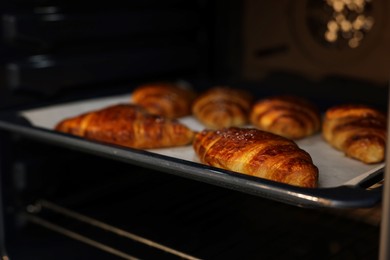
(0, 1, 388, 259)
(0, 0, 234, 109)
(0, 0, 389, 110)
(237, 0, 390, 110)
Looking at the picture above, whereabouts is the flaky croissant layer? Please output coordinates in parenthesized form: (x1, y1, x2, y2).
(192, 86, 253, 129)
(250, 95, 321, 140)
(193, 127, 319, 188)
(322, 104, 387, 164)
(55, 104, 195, 149)
(131, 82, 196, 119)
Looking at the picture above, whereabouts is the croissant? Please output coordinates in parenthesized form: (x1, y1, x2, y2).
(192, 86, 253, 129)
(131, 82, 196, 119)
(193, 127, 319, 188)
(250, 95, 321, 140)
(322, 104, 387, 164)
(55, 104, 195, 149)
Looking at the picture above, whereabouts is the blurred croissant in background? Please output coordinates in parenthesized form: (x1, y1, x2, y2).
(192, 86, 253, 129)
(250, 95, 321, 140)
(131, 82, 196, 119)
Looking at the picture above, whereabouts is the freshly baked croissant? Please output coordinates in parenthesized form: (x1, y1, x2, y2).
(322, 104, 387, 164)
(131, 82, 196, 119)
(192, 86, 253, 129)
(55, 104, 195, 149)
(193, 127, 319, 188)
(250, 95, 321, 140)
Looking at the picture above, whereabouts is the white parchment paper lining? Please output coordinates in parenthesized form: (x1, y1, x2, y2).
(21, 94, 384, 188)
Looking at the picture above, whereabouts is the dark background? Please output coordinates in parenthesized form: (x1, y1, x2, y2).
(0, 0, 388, 259)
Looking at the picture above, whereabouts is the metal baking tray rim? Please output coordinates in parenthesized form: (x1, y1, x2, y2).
(0, 114, 383, 208)
(0, 105, 383, 209)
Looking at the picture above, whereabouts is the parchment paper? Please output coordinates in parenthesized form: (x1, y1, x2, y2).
(21, 94, 384, 188)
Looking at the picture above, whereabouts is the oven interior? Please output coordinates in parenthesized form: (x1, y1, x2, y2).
(0, 0, 389, 259)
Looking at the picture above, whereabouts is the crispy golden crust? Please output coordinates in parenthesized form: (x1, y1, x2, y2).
(192, 86, 253, 129)
(131, 82, 196, 119)
(55, 104, 195, 149)
(322, 104, 387, 164)
(250, 95, 321, 140)
(193, 127, 318, 188)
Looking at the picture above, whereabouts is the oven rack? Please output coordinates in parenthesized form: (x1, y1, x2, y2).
(6, 160, 381, 259)
(24, 200, 199, 260)
(17, 190, 381, 260)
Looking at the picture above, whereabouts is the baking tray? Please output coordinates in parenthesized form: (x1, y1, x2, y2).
(0, 94, 385, 208)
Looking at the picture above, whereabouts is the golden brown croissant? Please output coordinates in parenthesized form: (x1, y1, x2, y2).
(193, 127, 318, 188)
(131, 82, 196, 119)
(55, 104, 195, 149)
(192, 86, 253, 129)
(250, 95, 321, 140)
(322, 104, 387, 164)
